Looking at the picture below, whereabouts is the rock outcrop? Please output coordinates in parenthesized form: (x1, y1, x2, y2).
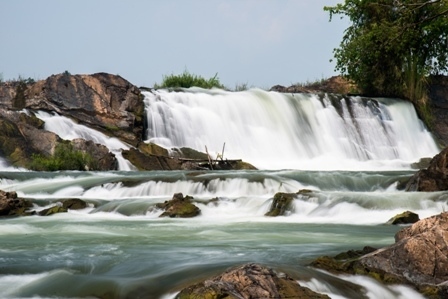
(406, 146, 448, 191)
(157, 193, 201, 218)
(311, 212, 448, 298)
(0, 190, 33, 216)
(265, 192, 296, 217)
(386, 210, 420, 225)
(176, 263, 330, 299)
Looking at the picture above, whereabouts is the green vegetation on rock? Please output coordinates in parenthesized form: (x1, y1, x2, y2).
(154, 70, 225, 89)
(30, 142, 96, 171)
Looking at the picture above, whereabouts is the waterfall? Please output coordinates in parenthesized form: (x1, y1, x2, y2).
(34, 111, 136, 171)
(144, 88, 439, 170)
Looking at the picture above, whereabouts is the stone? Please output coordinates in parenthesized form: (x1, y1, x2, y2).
(62, 198, 87, 210)
(0, 190, 33, 216)
(406, 146, 448, 191)
(38, 205, 68, 216)
(176, 263, 330, 299)
(70, 138, 118, 171)
(265, 192, 296, 216)
(158, 193, 201, 218)
(386, 210, 420, 225)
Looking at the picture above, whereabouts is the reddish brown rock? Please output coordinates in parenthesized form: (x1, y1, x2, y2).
(176, 263, 330, 299)
(0, 190, 33, 216)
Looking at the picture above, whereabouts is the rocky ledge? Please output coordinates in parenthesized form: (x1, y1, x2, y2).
(311, 212, 448, 298)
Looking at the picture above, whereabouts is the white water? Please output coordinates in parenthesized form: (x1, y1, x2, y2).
(144, 89, 439, 170)
(34, 111, 136, 171)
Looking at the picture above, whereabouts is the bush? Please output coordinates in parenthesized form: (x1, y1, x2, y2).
(154, 70, 225, 89)
(31, 143, 96, 171)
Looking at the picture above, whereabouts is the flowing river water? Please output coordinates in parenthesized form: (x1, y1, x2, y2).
(0, 89, 446, 298)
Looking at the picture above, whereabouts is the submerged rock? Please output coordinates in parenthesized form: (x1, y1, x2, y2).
(265, 192, 296, 216)
(386, 210, 419, 225)
(157, 193, 201, 218)
(0, 190, 33, 216)
(38, 205, 68, 216)
(311, 212, 448, 298)
(176, 263, 330, 299)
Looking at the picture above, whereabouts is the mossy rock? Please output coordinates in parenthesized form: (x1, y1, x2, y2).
(265, 192, 295, 217)
(138, 142, 169, 157)
(19, 113, 45, 129)
(386, 211, 419, 225)
(158, 193, 201, 218)
(38, 205, 68, 216)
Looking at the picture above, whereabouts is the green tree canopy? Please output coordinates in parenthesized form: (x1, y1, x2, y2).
(325, 0, 448, 98)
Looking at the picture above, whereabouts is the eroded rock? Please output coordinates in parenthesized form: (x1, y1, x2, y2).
(406, 147, 448, 191)
(176, 263, 330, 299)
(386, 210, 420, 225)
(0, 190, 33, 216)
(157, 193, 201, 218)
(265, 192, 296, 216)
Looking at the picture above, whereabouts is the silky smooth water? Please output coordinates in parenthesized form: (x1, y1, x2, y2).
(0, 170, 446, 298)
(0, 89, 443, 298)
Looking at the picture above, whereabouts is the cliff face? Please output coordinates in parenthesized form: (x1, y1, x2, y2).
(0, 72, 144, 170)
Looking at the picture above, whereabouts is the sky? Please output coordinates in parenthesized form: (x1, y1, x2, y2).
(0, 1, 349, 90)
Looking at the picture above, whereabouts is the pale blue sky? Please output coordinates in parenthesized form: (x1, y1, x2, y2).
(0, 0, 348, 89)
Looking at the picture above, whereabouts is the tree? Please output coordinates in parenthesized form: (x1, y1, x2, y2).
(325, 0, 448, 102)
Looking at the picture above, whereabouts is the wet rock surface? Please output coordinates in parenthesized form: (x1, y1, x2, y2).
(157, 193, 201, 218)
(176, 263, 330, 299)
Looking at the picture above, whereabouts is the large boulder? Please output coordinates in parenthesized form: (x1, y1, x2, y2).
(311, 212, 448, 298)
(0, 190, 33, 216)
(176, 263, 330, 299)
(157, 193, 201, 218)
(25, 72, 145, 146)
(406, 146, 448, 191)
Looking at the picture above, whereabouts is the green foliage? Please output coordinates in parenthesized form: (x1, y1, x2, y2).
(154, 70, 225, 89)
(325, 0, 448, 98)
(31, 143, 96, 171)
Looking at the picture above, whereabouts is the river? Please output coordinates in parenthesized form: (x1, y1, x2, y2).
(0, 89, 445, 299)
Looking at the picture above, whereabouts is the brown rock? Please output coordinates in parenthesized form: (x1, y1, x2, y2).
(0, 190, 33, 216)
(406, 147, 448, 191)
(359, 212, 448, 286)
(176, 263, 330, 299)
(70, 138, 118, 171)
(26, 72, 144, 146)
(62, 198, 87, 210)
(265, 192, 296, 216)
(157, 193, 200, 218)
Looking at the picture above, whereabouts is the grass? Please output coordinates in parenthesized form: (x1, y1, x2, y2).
(154, 70, 225, 89)
(30, 143, 97, 171)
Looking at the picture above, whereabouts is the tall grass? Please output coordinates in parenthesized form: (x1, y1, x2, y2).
(154, 71, 225, 89)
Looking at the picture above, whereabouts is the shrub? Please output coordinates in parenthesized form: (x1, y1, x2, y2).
(31, 143, 96, 171)
(154, 70, 225, 89)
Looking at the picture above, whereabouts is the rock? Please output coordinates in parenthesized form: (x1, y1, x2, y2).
(122, 148, 181, 170)
(38, 205, 68, 216)
(0, 190, 33, 216)
(406, 147, 448, 191)
(265, 192, 296, 216)
(25, 72, 145, 146)
(411, 157, 433, 169)
(138, 142, 169, 157)
(311, 212, 448, 298)
(386, 211, 420, 225)
(62, 198, 87, 210)
(70, 138, 118, 171)
(429, 75, 448, 147)
(176, 263, 330, 299)
(158, 193, 201, 218)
